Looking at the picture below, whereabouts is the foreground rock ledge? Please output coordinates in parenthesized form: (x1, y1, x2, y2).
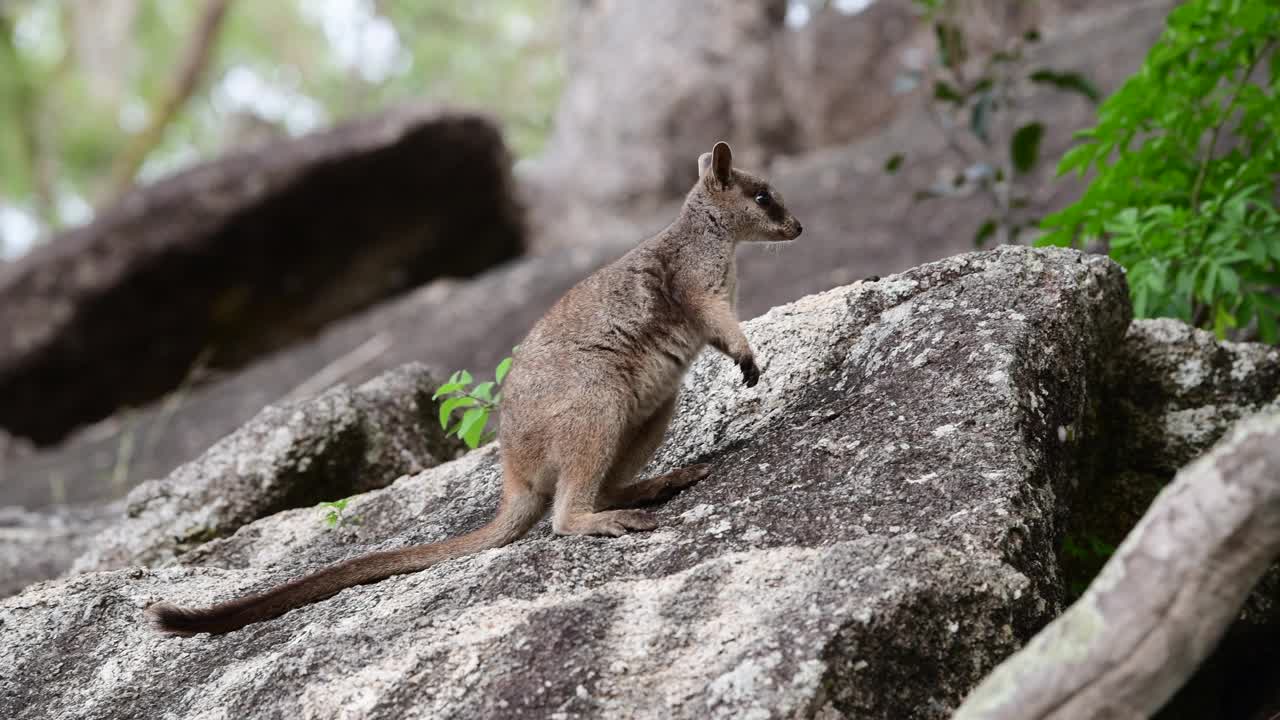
(0, 247, 1129, 719)
(955, 410, 1280, 719)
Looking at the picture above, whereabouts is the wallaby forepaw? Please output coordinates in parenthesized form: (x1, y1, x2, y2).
(739, 357, 761, 387)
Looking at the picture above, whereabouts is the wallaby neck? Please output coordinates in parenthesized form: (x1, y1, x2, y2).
(662, 195, 734, 247)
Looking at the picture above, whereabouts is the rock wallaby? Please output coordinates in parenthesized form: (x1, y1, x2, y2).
(147, 141, 803, 636)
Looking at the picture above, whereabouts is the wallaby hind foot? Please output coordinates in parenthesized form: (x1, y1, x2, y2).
(554, 509, 660, 537)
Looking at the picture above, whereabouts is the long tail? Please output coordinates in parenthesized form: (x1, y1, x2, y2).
(146, 491, 545, 636)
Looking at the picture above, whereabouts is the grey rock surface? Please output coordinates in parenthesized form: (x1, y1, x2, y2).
(69, 363, 465, 577)
(1, 246, 1131, 719)
(1108, 318, 1280, 477)
(0, 502, 121, 599)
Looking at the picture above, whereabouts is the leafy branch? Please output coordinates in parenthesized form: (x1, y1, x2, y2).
(433, 351, 515, 449)
(896, 1, 1098, 248)
(1039, 1, 1280, 343)
(101, 0, 235, 207)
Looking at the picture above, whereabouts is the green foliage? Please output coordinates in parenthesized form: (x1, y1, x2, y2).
(434, 351, 515, 449)
(904, 1, 1099, 248)
(318, 497, 359, 529)
(1038, 0, 1280, 343)
(1061, 532, 1117, 597)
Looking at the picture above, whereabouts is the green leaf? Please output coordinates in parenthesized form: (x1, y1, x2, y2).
(1011, 122, 1045, 174)
(459, 370, 473, 385)
(884, 153, 905, 174)
(439, 396, 478, 429)
(432, 382, 466, 400)
(974, 219, 998, 247)
(1258, 307, 1279, 344)
(1214, 304, 1236, 338)
(1199, 259, 1218, 304)
(934, 22, 966, 69)
(471, 382, 495, 402)
(495, 356, 513, 384)
(458, 407, 488, 449)
(933, 81, 963, 104)
(970, 92, 993, 145)
(1028, 69, 1101, 103)
(1218, 265, 1240, 296)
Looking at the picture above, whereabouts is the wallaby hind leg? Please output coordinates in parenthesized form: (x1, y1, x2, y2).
(597, 396, 711, 511)
(551, 414, 658, 537)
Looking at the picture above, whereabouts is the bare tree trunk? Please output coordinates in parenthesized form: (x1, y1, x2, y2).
(100, 0, 234, 207)
(954, 411, 1280, 719)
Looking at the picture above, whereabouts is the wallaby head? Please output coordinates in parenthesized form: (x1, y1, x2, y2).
(694, 141, 803, 243)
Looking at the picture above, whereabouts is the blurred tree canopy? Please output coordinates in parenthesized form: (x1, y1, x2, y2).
(0, 0, 563, 256)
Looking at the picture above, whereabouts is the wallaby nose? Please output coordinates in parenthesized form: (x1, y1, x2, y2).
(793, 220, 803, 237)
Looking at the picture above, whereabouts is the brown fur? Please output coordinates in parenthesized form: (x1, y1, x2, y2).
(146, 141, 802, 636)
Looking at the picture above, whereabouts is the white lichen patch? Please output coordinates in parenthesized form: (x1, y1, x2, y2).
(1171, 357, 1206, 390)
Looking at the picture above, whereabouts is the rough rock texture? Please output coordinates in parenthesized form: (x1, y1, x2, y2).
(66, 363, 465, 578)
(1059, 319, 1280, 720)
(1106, 318, 1280, 479)
(1063, 319, 1280, 617)
(956, 411, 1280, 720)
(0, 104, 522, 446)
(0, 502, 121, 599)
(0, 246, 1132, 719)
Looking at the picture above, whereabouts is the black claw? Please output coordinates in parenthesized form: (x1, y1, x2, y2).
(739, 357, 761, 387)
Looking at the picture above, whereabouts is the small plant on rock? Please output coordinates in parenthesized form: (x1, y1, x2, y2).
(433, 350, 515, 449)
(318, 497, 359, 530)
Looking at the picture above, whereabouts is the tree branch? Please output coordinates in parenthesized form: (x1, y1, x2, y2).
(0, 12, 57, 227)
(1188, 39, 1276, 214)
(954, 411, 1280, 719)
(100, 0, 234, 208)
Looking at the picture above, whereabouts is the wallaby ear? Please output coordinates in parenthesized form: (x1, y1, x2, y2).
(710, 141, 733, 187)
(698, 151, 714, 179)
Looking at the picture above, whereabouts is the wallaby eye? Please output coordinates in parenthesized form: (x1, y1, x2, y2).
(754, 191, 773, 207)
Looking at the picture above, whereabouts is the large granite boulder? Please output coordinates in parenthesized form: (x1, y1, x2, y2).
(0, 104, 523, 446)
(69, 362, 466, 577)
(1, 246, 1134, 718)
(0, 363, 464, 600)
